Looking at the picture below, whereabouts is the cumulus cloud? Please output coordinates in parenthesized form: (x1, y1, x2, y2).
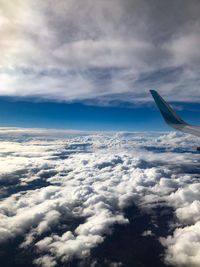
(142, 230, 155, 237)
(161, 222, 200, 267)
(0, 129, 200, 266)
(0, 0, 200, 103)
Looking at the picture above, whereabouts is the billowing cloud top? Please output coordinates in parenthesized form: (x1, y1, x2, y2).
(1, 0, 200, 104)
(0, 129, 200, 267)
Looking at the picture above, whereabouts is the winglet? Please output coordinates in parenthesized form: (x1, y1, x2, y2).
(150, 90, 186, 126)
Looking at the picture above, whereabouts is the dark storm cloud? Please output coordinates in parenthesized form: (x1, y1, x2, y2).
(0, 0, 200, 102)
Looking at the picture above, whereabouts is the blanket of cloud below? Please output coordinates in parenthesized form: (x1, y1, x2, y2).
(0, 129, 200, 267)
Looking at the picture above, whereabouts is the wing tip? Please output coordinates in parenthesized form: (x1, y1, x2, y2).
(149, 89, 186, 126)
(149, 90, 158, 97)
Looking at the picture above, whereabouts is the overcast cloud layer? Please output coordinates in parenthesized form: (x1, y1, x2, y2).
(0, 129, 200, 266)
(0, 0, 200, 104)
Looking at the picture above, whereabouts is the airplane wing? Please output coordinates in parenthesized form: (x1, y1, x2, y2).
(150, 90, 200, 138)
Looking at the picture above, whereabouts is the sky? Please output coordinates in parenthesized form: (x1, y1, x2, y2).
(1, 96, 200, 131)
(1, 0, 200, 130)
(1, 2, 200, 266)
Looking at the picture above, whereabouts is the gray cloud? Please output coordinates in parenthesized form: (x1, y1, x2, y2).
(0, 0, 200, 103)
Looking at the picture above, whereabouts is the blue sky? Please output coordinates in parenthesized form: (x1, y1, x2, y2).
(0, 96, 200, 131)
(0, 0, 200, 131)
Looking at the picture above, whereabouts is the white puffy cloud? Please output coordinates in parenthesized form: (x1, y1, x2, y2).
(142, 230, 155, 237)
(34, 255, 57, 267)
(161, 222, 200, 267)
(0, 129, 200, 266)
